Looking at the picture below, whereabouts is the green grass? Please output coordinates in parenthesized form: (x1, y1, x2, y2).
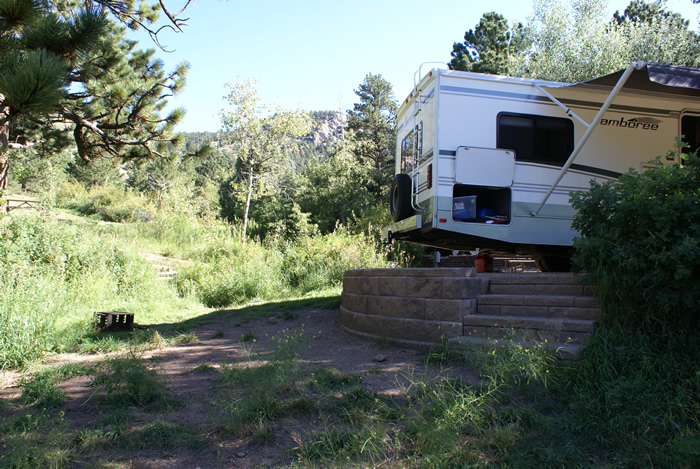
(0, 215, 208, 369)
(90, 353, 180, 413)
(2, 196, 697, 466)
(76, 328, 195, 354)
(120, 420, 204, 450)
(3, 302, 697, 467)
(18, 363, 94, 409)
(0, 205, 356, 370)
(0, 411, 75, 468)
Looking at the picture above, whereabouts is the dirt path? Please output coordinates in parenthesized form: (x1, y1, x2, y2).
(1, 307, 477, 468)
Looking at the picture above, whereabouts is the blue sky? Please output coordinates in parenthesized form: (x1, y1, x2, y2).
(135, 0, 700, 132)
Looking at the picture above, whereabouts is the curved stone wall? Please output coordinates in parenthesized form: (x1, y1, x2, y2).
(340, 268, 489, 347)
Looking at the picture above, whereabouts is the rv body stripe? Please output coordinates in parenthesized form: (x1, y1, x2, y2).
(513, 187, 581, 196)
(440, 85, 674, 116)
(439, 151, 622, 179)
(569, 163, 621, 178)
(440, 86, 548, 104)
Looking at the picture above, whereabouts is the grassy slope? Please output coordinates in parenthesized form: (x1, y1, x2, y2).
(1, 207, 697, 467)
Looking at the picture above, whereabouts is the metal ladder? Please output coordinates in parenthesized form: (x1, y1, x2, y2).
(408, 63, 443, 212)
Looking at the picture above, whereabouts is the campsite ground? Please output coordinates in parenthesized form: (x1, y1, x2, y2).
(1, 306, 479, 468)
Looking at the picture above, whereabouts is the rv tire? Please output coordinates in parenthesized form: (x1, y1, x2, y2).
(390, 174, 413, 222)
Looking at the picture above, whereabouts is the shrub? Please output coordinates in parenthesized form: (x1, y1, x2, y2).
(174, 239, 287, 308)
(170, 224, 386, 307)
(571, 149, 700, 329)
(569, 146, 700, 465)
(280, 228, 385, 293)
(55, 183, 155, 222)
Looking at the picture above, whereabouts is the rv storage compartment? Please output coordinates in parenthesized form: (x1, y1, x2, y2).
(453, 185, 511, 224)
(453, 196, 476, 220)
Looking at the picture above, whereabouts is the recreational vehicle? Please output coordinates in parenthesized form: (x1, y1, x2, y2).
(386, 62, 700, 271)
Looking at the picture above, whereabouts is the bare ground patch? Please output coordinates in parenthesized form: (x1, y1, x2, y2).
(1, 307, 479, 468)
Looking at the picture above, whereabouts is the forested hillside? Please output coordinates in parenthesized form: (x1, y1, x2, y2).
(0, 0, 698, 467)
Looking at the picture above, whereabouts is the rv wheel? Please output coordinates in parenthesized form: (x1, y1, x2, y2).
(390, 174, 413, 222)
(534, 256, 572, 272)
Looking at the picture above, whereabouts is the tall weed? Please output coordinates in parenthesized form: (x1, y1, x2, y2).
(280, 228, 385, 294)
(55, 182, 155, 223)
(0, 216, 197, 369)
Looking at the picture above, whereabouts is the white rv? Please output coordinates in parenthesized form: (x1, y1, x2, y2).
(386, 62, 700, 271)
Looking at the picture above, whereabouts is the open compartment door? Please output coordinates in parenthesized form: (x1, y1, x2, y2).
(455, 147, 515, 187)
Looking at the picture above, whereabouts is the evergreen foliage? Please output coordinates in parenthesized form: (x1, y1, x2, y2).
(613, 0, 691, 26)
(346, 73, 397, 202)
(66, 155, 124, 189)
(449, 12, 527, 75)
(0, 0, 202, 188)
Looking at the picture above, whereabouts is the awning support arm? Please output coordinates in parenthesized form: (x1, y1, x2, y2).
(531, 61, 642, 216)
(535, 84, 590, 128)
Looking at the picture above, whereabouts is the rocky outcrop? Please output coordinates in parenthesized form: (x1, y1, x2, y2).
(307, 112, 346, 146)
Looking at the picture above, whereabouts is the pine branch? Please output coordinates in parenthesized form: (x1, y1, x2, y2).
(93, 0, 193, 50)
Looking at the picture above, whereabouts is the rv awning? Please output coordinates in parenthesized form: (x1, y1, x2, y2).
(545, 62, 700, 98)
(531, 61, 700, 217)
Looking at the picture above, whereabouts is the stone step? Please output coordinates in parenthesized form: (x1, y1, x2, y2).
(476, 303, 599, 321)
(488, 283, 594, 296)
(462, 314, 596, 344)
(448, 336, 585, 362)
(481, 272, 584, 285)
(479, 294, 597, 308)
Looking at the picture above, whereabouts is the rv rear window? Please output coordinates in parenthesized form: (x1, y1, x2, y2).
(497, 113, 573, 166)
(400, 123, 423, 174)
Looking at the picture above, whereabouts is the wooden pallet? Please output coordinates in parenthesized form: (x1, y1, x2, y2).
(94, 311, 134, 331)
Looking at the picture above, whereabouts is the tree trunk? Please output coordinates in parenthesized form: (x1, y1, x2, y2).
(242, 167, 254, 241)
(0, 120, 10, 190)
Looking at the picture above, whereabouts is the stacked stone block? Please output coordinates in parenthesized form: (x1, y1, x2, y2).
(464, 273, 599, 344)
(341, 268, 488, 346)
(341, 269, 599, 349)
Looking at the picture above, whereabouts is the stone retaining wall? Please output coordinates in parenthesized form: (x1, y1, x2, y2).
(340, 268, 488, 347)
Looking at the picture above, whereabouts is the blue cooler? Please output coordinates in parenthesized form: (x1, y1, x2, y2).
(453, 196, 476, 220)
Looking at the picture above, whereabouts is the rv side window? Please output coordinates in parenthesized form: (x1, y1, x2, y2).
(497, 113, 574, 166)
(400, 130, 414, 174)
(400, 123, 423, 174)
(681, 115, 700, 155)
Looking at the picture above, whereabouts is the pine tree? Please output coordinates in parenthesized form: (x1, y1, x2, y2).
(449, 12, 527, 75)
(346, 73, 397, 202)
(0, 0, 198, 189)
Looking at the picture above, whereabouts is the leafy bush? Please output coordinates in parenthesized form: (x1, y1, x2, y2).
(55, 183, 155, 222)
(170, 222, 386, 307)
(280, 228, 385, 293)
(569, 146, 700, 466)
(571, 150, 700, 329)
(174, 238, 287, 308)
